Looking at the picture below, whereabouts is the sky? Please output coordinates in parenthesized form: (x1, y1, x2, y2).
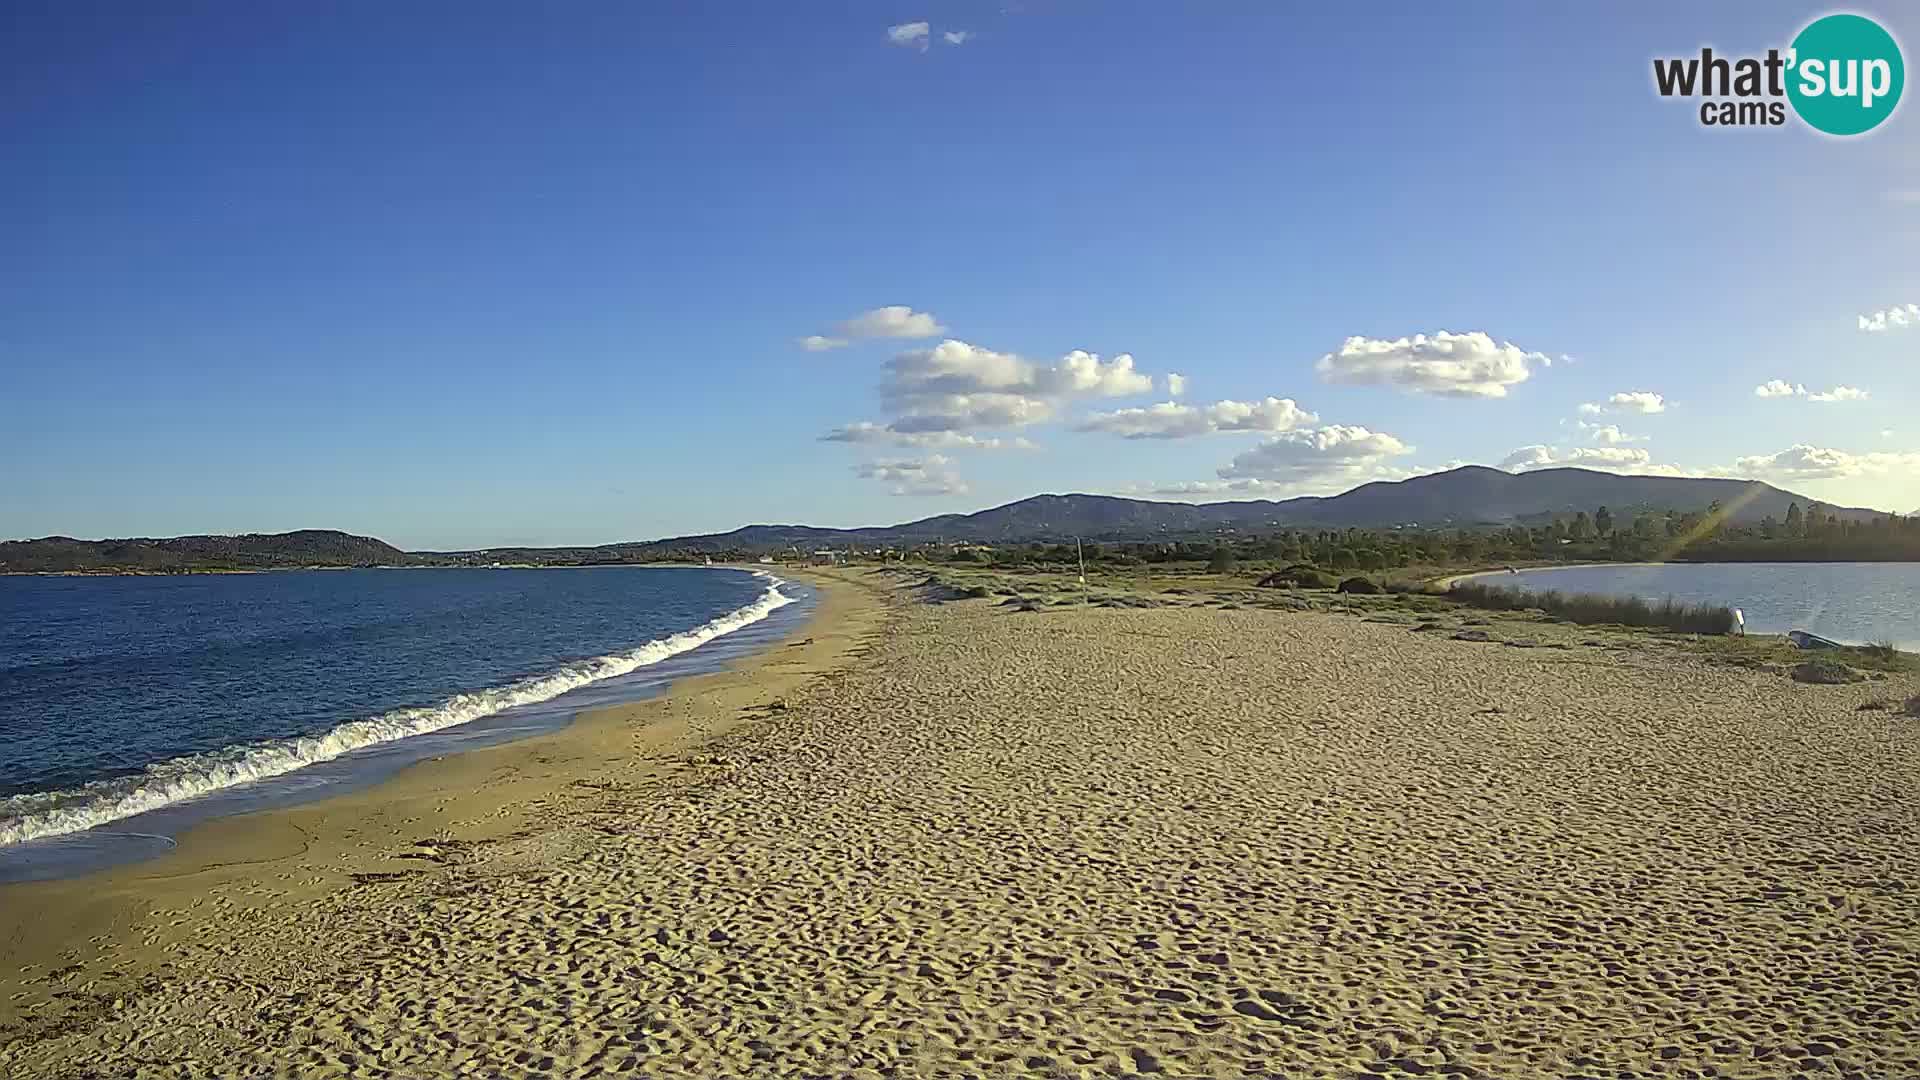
(4, 2, 1918, 549)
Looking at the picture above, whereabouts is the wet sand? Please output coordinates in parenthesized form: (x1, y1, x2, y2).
(3, 570, 1916, 1078)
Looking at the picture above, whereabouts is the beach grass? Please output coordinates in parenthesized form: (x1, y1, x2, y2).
(1446, 580, 1737, 635)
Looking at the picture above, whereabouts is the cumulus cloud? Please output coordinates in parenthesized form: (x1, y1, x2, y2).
(942, 30, 972, 45)
(1858, 303, 1919, 332)
(1073, 397, 1317, 439)
(1808, 386, 1869, 403)
(886, 22, 930, 50)
(799, 306, 944, 351)
(1499, 445, 1693, 475)
(1733, 444, 1920, 480)
(820, 422, 1034, 450)
(1754, 380, 1869, 402)
(1580, 423, 1644, 445)
(854, 454, 967, 495)
(1509, 448, 1696, 478)
(1578, 391, 1666, 415)
(1164, 373, 1187, 398)
(1314, 331, 1550, 398)
(838, 305, 945, 340)
(1215, 425, 1413, 486)
(879, 339, 1152, 431)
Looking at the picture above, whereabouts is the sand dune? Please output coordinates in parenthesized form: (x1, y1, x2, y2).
(4, 570, 1917, 1078)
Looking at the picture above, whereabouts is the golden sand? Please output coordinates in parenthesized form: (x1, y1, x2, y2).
(3, 570, 1916, 1078)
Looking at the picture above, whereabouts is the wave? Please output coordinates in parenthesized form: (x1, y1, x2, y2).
(0, 571, 795, 847)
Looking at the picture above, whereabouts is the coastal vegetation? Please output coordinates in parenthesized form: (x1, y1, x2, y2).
(1445, 581, 1738, 635)
(6, 484, 1917, 575)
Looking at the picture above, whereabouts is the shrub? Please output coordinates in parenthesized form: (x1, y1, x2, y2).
(1207, 547, 1237, 573)
(1906, 694, 1920, 717)
(1448, 582, 1736, 635)
(1335, 576, 1383, 595)
(1257, 566, 1336, 589)
(1791, 659, 1864, 685)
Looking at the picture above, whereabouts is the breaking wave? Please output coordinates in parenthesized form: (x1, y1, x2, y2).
(0, 572, 795, 847)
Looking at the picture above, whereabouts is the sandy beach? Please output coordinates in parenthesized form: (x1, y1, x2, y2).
(4, 569, 1917, 1079)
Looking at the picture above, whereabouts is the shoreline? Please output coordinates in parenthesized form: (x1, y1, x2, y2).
(1430, 560, 1671, 590)
(0, 567, 888, 1033)
(0, 563, 804, 867)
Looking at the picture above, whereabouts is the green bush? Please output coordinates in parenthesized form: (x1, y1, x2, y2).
(1335, 576, 1383, 595)
(1448, 581, 1736, 635)
(1791, 659, 1863, 685)
(1257, 567, 1336, 589)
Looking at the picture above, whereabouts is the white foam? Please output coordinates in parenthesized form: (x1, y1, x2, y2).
(0, 571, 796, 847)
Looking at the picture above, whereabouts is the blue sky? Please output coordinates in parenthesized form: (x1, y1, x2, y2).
(5, 2, 1917, 549)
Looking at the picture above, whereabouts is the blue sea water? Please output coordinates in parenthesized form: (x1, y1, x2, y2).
(0, 566, 811, 881)
(1464, 562, 1920, 650)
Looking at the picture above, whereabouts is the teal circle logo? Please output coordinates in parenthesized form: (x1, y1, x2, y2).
(1787, 13, 1904, 135)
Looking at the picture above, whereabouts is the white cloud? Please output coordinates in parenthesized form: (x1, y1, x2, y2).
(1216, 425, 1413, 486)
(1858, 302, 1919, 332)
(1500, 444, 1557, 468)
(1314, 330, 1550, 398)
(1580, 423, 1644, 445)
(1734, 444, 1920, 480)
(820, 422, 1034, 450)
(942, 30, 972, 45)
(886, 22, 930, 50)
(1807, 386, 1869, 403)
(1753, 380, 1869, 403)
(836, 305, 945, 340)
(1073, 397, 1317, 439)
(854, 454, 967, 495)
(1578, 391, 1666, 415)
(879, 339, 1153, 431)
(799, 306, 944, 350)
(1500, 445, 1693, 475)
(1164, 373, 1187, 397)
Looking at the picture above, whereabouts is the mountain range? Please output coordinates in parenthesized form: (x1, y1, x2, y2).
(0, 467, 1882, 572)
(593, 466, 1871, 554)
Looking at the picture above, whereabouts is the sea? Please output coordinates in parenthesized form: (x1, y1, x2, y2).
(1465, 562, 1920, 649)
(0, 565, 811, 882)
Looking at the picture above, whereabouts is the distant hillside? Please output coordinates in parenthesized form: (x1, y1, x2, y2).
(581, 466, 1874, 553)
(0, 530, 410, 573)
(8, 468, 1879, 570)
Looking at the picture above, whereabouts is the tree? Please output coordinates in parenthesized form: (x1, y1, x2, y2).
(1594, 505, 1613, 537)
(1785, 501, 1803, 536)
(1207, 547, 1236, 573)
(1570, 512, 1593, 540)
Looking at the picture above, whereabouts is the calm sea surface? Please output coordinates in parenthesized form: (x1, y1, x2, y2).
(1471, 562, 1920, 649)
(0, 566, 810, 881)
